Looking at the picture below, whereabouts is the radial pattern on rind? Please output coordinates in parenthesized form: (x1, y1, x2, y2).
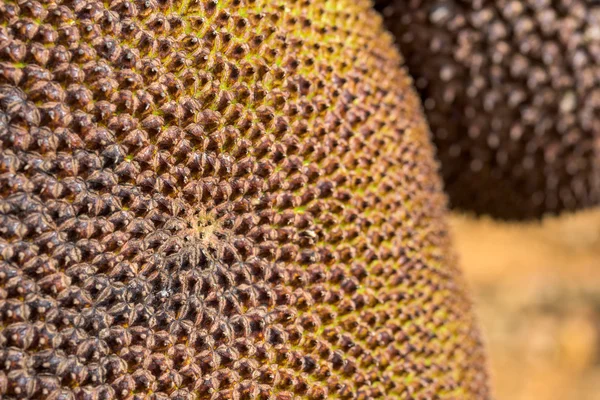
(0, 0, 488, 398)
(378, 0, 600, 220)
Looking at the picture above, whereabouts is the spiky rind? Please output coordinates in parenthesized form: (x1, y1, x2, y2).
(0, 0, 488, 398)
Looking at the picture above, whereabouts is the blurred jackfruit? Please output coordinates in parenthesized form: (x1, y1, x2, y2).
(378, 0, 600, 219)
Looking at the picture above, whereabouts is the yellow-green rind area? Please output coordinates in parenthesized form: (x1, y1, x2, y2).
(0, 0, 488, 398)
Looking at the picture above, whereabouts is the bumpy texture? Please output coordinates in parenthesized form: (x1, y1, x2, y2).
(0, 0, 489, 398)
(377, 0, 600, 219)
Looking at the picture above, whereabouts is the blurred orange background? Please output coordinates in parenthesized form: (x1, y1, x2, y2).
(451, 209, 600, 400)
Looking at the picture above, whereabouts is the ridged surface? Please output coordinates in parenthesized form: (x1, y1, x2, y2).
(0, 0, 488, 398)
(378, 0, 600, 219)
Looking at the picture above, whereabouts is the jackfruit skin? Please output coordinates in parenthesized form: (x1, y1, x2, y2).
(0, 0, 489, 399)
(377, 0, 600, 220)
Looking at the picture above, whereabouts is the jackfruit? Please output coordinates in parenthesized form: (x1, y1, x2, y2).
(0, 0, 488, 399)
(377, 0, 600, 220)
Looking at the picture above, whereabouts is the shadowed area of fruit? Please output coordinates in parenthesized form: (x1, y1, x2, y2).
(377, 0, 600, 220)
